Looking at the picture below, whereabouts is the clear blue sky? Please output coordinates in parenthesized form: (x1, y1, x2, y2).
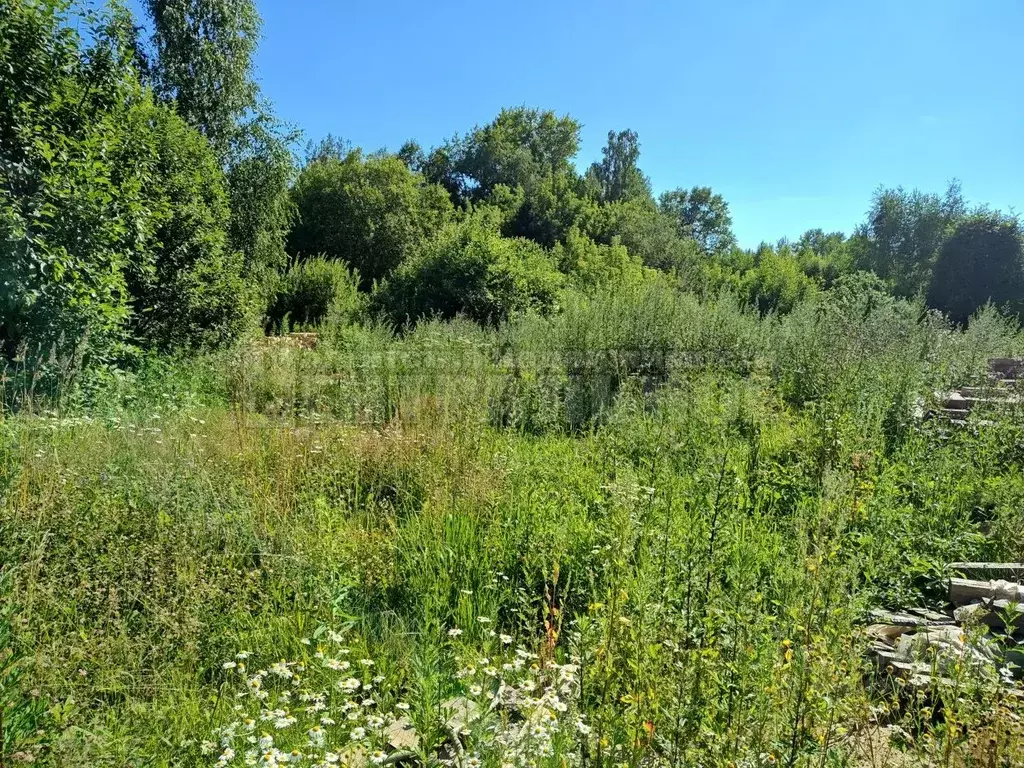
(140, 0, 1023, 248)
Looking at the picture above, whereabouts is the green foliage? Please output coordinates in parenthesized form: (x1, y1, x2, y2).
(581, 198, 699, 273)
(226, 119, 297, 280)
(584, 129, 651, 203)
(144, 0, 261, 157)
(551, 227, 649, 291)
(659, 185, 737, 256)
(373, 214, 563, 326)
(852, 181, 966, 298)
(126, 99, 255, 351)
(0, 0, 255, 388)
(0, 0, 144, 367)
(927, 211, 1024, 325)
(266, 257, 364, 332)
(423, 107, 585, 246)
(740, 244, 818, 314)
(288, 148, 453, 286)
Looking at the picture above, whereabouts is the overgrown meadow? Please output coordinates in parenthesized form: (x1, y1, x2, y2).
(3, 282, 1024, 768)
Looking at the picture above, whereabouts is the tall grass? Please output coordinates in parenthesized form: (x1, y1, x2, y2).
(2, 283, 1023, 766)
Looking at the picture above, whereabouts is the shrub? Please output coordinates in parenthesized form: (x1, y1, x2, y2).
(372, 215, 563, 327)
(126, 99, 256, 351)
(287, 148, 453, 286)
(552, 227, 649, 291)
(266, 257, 364, 332)
(927, 211, 1024, 325)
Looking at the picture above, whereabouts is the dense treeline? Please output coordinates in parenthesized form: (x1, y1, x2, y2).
(2, 0, 1023, 388)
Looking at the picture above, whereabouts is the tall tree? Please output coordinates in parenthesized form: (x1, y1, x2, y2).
(658, 186, 736, 256)
(287, 148, 453, 286)
(144, 0, 295, 279)
(144, 0, 260, 157)
(927, 211, 1024, 324)
(421, 107, 585, 245)
(851, 181, 966, 297)
(585, 129, 651, 203)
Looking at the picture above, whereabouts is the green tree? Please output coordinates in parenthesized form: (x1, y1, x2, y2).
(423, 107, 585, 245)
(144, 0, 260, 156)
(794, 229, 851, 286)
(658, 186, 736, 256)
(741, 244, 816, 314)
(585, 129, 651, 203)
(552, 227, 648, 291)
(125, 99, 254, 350)
(372, 213, 562, 326)
(851, 182, 966, 297)
(1, 0, 143, 364)
(287, 148, 453, 286)
(581, 199, 698, 274)
(927, 211, 1024, 324)
(0, 0, 251, 372)
(144, 0, 295, 281)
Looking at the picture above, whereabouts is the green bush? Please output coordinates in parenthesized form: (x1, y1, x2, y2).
(927, 211, 1024, 325)
(266, 257, 364, 332)
(287, 147, 453, 286)
(552, 227, 649, 291)
(372, 214, 563, 326)
(0, 0, 255, 385)
(127, 99, 256, 351)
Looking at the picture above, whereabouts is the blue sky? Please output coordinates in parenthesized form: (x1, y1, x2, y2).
(136, 0, 1023, 247)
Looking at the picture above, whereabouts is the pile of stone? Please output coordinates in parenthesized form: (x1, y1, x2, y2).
(929, 358, 1023, 424)
(866, 562, 1024, 694)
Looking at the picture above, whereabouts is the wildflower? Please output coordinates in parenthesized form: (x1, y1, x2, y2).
(372, 674, 385, 684)
(270, 661, 293, 679)
(395, 702, 410, 711)
(338, 677, 361, 692)
(320, 717, 336, 726)
(469, 685, 483, 696)
(370, 750, 388, 764)
(223, 661, 238, 670)
(201, 740, 218, 755)
(465, 755, 482, 768)
(576, 721, 591, 735)
(361, 698, 375, 707)
(448, 628, 463, 637)
(476, 617, 491, 624)
(350, 727, 367, 741)
(259, 734, 274, 750)
(359, 659, 374, 667)
(327, 630, 345, 643)
(324, 658, 350, 672)
(287, 750, 303, 763)
(367, 716, 385, 729)
(308, 726, 325, 747)
(300, 638, 311, 646)
(499, 634, 513, 645)
(324, 754, 340, 764)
